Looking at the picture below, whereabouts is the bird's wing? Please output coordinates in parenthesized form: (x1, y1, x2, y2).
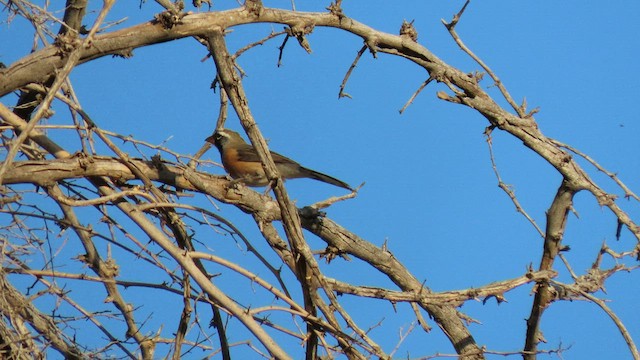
(234, 146, 262, 162)
(236, 146, 300, 166)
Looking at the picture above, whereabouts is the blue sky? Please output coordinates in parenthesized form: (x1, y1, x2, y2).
(2, 1, 640, 359)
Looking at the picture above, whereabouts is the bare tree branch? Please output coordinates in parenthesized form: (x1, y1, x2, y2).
(1, 2, 638, 359)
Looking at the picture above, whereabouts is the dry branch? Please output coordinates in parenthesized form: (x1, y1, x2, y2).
(1, 2, 639, 359)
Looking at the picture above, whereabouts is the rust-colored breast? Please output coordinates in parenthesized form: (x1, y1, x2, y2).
(222, 147, 268, 186)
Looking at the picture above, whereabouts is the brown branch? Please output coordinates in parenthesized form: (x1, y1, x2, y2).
(208, 29, 389, 360)
(0, 270, 84, 359)
(190, 252, 303, 312)
(410, 302, 432, 332)
(0, 0, 115, 183)
(13, 262, 295, 356)
(5, 71, 160, 357)
(338, 44, 367, 99)
(206, 30, 322, 360)
(172, 272, 192, 360)
(524, 181, 575, 359)
(214, 79, 229, 130)
(0, 103, 71, 160)
(5, 268, 196, 297)
(140, 201, 295, 302)
(554, 282, 639, 360)
(300, 216, 484, 358)
(49, 185, 157, 358)
(3, 4, 639, 359)
(58, 0, 88, 36)
(232, 30, 287, 59)
(389, 321, 417, 358)
(1, 105, 211, 165)
(285, 24, 313, 54)
(7, 0, 86, 152)
(97, 178, 288, 359)
(5, 148, 482, 358)
(2, 8, 448, 97)
(485, 126, 544, 238)
(252, 220, 374, 359)
(153, 0, 182, 15)
(421, 345, 570, 359)
(399, 76, 433, 114)
(0, 156, 226, 190)
(308, 188, 359, 211)
(49, 187, 155, 206)
(277, 32, 291, 67)
(436, 8, 640, 245)
(5, 256, 139, 358)
(325, 270, 555, 305)
(3, 81, 273, 359)
(80, 109, 232, 360)
(189, 252, 373, 356)
(551, 139, 640, 202)
(205, 29, 303, 360)
(442, 0, 525, 118)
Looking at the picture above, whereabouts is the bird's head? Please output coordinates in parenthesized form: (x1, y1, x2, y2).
(207, 129, 245, 150)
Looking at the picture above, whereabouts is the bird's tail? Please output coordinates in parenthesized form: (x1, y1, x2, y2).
(303, 167, 353, 191)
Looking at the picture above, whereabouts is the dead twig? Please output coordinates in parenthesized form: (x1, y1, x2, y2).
(339, 44, 367, 99)
(442, 0, 527, 118)
(399, 76, 433, 114)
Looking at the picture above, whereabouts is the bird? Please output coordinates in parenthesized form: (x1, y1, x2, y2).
(207, 129, 353, 191)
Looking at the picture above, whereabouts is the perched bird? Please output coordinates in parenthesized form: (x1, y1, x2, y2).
(207, 129, 353, 191)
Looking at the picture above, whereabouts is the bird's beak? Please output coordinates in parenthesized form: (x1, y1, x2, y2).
(205, 133, 217, 144)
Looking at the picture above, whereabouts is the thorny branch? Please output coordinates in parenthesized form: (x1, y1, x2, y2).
(206, 28, 383, 360)
(0, 1, 638, 360)
(339, 44, 367, 99)
(485, 126, 545, 238)
(378, 1, 636, 357)
(440, 2, 639, 359)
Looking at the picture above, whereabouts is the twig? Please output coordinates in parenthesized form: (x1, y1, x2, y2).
(140, 201, 294, 300)
(50, 185, 157, 357)
(338, 44, 367, 99)
(233, 30, 287, 59)
(399, 76, 433, 114)
(277, 32, 291, 67)
(49, 187, 155, 206)
(0, 269, 85, 358)
(550, 139, 640, 201)
(442, 0, 526, 118)
(558, 253, 579, 280)
(576, 289, 639, 360)
(485, 126, 545, 238)
(309, 185, 360, 210)
(172, 271, 192, 360)
(410, 303, 431, 332)
(215, 77, 229, 129)
(191, 252, 372, 355)
(0, 0, 115, 182)
(389, 321, 417, 358)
